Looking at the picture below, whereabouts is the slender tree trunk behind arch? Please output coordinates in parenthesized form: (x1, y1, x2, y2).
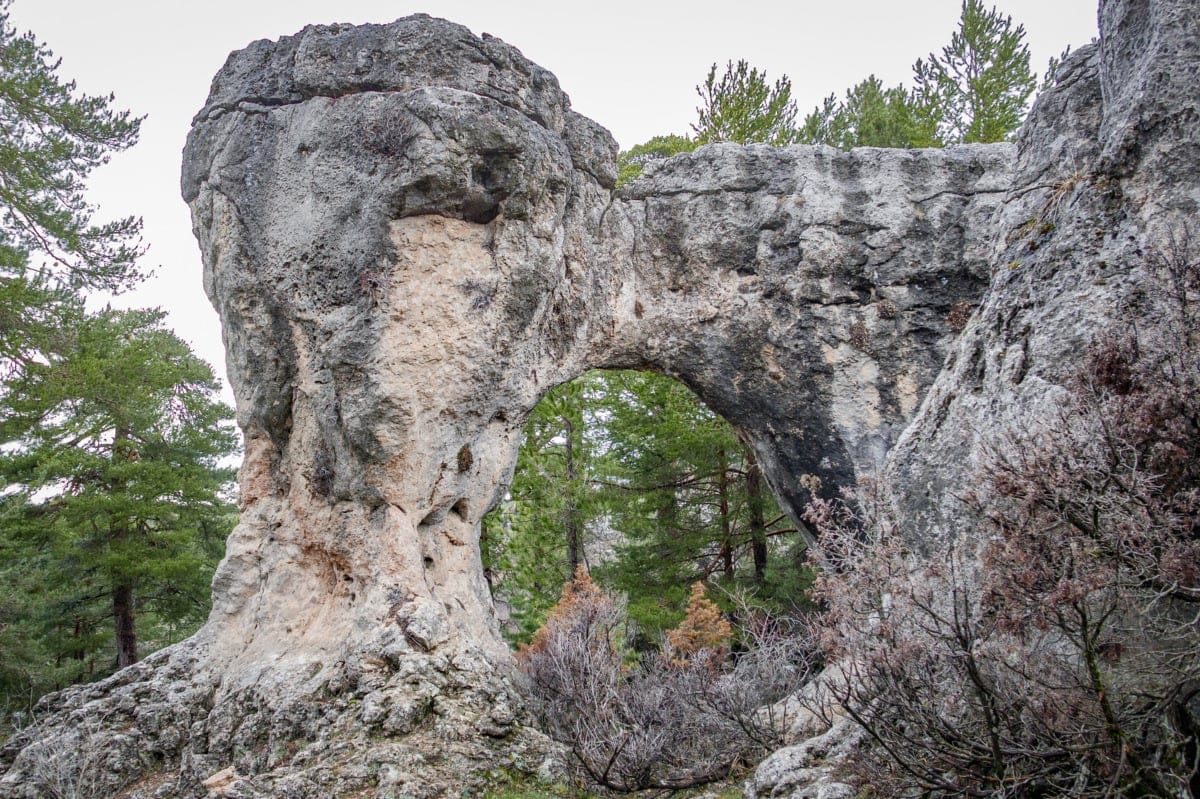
(113, 584, 138, 668)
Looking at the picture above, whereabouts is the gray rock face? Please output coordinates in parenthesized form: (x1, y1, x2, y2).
(882, 0, 1199, 554)
(610, 142, 1011, 524)
(2, 2, 1195, 796)
(751, 0, 1200, 796)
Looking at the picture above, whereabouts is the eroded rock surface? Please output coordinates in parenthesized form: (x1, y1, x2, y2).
(751, 0, 1200, 796)
(3, 2, 1196, 796)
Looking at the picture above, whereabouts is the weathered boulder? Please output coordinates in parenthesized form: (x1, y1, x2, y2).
(2, 1, 1195, 796)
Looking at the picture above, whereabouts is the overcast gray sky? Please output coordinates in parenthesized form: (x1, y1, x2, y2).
(9, 1, 1099, 400)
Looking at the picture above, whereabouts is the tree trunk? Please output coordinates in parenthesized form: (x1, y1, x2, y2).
(562, 415, 581, 572)
(113, 583, 138, 668)
(111, 425, 139, 668)
(717, 448, 734, 580)
(745, 446, 768, 584)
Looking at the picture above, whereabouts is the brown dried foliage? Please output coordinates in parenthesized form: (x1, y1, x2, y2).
(849, 319, 871, 352)
(945, 299, 974, 333)
(519, 565, 608, 659)
(519, 570, 818, 792)
(665, 581, 732, 664)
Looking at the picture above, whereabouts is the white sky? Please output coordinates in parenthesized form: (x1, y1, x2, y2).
(9, 1, 1099, 401)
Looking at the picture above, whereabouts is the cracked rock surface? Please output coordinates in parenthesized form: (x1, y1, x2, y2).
(752, 0, 1200, 796)
(3, 2, 1196, 796)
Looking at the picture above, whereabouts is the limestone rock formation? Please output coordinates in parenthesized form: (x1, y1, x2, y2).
(2, 2, 1196, 797)
(750, 0, 1200, 795)
(884, 0, 1199, 551)
(177, 17, 1006, 767)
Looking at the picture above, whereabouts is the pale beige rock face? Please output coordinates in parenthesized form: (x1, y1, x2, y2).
(204, 214, 550, 685)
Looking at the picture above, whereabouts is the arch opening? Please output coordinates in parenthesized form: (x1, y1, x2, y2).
(481, 367, 813, 647)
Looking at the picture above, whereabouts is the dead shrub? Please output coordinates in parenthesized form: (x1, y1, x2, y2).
(18, 715, 134, 799)
(665, 581, 731, 665)
(803, 229, 1200, 797)
(945, 299, 973, 333)
(518, 569, 818, 792)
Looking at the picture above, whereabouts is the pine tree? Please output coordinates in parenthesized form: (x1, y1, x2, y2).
(615, 134, 698, 187)
(798, 76, 939, 149)
(0, 6, 230, 712)
(665, 581, 732, 664)
(487, 369, 808, 646)
(0, 0, 144, 377)
(592, 371, 740, 635)
(0, 0, 143, 293)
(483, 376, 605, 641)
(0, 309, 237, 678)
(616, 60, 799, 188)
(800, 2, 1037, 149)
(692, 59, 800, 146)
(587, 372, 801, 637)
(912, 0, 1036, 143)
(520, 565, 615, 658)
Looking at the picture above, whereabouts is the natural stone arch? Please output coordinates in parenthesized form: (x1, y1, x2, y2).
(180, 16, 1013, 685)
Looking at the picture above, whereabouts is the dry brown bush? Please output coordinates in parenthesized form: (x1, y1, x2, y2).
(518, 569, 818, 792)
(803, 231, 1200, 797)
(665, 581, 732, 664)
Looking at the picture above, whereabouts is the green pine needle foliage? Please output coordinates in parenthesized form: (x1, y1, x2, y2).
(0, 0, 144, 293)
(484, 370, 811, 647)
(800, 1, 1037, 148)
(0, 309, 238, 709)
(693, 59, 800, 146)
(615, 134, 697, 187)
